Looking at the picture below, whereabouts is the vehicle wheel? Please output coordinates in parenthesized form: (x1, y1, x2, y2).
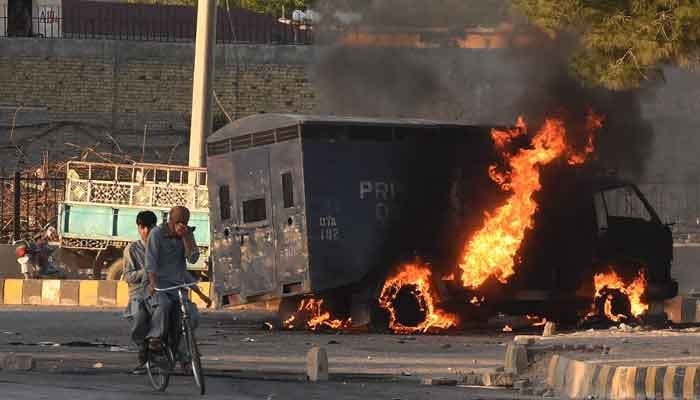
(105, 258, 124, 281)
(146, 344, 174, 392)
(185, 322, 205, 395)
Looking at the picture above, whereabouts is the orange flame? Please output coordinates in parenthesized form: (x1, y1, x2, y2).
(568, 112, 604, 165)
(379, 263, 458, 334)
(283, 298, 352, 331)
(592, 269, 649, 321)
(458, 113, 603, 289)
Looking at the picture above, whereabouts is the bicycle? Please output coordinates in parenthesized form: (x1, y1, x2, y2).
(145, 282, 206, 395)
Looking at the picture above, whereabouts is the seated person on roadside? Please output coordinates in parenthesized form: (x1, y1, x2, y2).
(123, 210, 158, 373)
(145, 206, 211, 352)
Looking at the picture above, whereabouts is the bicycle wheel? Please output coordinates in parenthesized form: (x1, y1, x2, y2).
(185, 322, 205, 395)
(146, 344, 174, 392)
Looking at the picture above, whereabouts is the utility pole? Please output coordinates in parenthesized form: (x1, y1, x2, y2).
(188, 0, 217, 171)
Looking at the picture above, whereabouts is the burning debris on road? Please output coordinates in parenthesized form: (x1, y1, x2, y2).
(282, 298, 352, 331)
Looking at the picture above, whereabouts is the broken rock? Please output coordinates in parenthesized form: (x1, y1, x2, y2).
(482, 371, 514, 387)
(1, 354, 34, 371)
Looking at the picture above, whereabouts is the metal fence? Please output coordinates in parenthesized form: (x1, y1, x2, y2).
(0, 172, 65, 243)
(0, 0, 314, 44)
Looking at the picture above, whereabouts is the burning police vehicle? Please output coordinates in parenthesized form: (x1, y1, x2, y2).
(206, 113, 677, 332)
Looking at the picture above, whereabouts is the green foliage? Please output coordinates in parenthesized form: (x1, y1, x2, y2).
(513, 0, 700, 89)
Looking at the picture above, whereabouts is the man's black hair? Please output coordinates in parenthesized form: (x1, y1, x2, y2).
(136, 211, 158, 228)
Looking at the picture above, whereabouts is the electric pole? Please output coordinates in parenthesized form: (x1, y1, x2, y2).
(188, 0, 217, 170)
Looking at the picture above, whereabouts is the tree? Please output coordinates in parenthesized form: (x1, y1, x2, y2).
(512, 1, 700, 90)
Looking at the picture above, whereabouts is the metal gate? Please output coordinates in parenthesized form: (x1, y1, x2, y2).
(0, 171, 65, 243)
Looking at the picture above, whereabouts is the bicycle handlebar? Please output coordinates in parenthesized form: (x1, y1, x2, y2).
(153, 282, 199, 292)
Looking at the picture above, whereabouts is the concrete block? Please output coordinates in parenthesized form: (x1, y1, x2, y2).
(504, 343, 528, 374)
(664, 296, 698, 323)
(542, 321, 556, 337)
(116, 281, 129, 308)
(513, 379, 530, 390)
(41, 280, 61, 305)
(59, 280, 80, 306)
(1, 354, 35, 371)
(421, 377, 458, 386)
(79, 280, 99, 306)
(3, 279, 22, 305)
(97, 280, 117, 306)
(513, 335, 536, 345)
(21, 280, 42, 305)
(306, 346, 328, 382)
(482, 371, 514, 387)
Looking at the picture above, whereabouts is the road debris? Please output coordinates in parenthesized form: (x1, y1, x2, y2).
(1, 354, 34, 371)
(421, 377, 458, 386)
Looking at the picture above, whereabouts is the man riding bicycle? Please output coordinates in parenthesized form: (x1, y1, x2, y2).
(145, 206, 211, 355)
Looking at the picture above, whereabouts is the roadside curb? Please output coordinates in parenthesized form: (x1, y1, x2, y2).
(0, 279, 211, 308)
(546, 354, 700, 399)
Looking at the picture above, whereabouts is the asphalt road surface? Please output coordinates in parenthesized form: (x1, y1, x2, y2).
(0, 307, 539, 399)
(0, 371, 548, 400)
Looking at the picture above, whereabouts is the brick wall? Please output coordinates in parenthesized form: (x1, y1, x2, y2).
(0, 39, 319, 168)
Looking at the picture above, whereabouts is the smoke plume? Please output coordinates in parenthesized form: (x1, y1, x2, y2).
(311, 0, 656, 178)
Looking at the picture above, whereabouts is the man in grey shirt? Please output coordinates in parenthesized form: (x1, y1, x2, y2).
(123, 210, 157, 373)
(145, 206, 211, 351)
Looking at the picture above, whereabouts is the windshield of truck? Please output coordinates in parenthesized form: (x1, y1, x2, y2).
(599, 185, 653, 221)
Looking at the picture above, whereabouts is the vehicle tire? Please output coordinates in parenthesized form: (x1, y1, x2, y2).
(146, 344, 174, 392)
(185, 322, 205, 395)
(105, 258, 125, 281)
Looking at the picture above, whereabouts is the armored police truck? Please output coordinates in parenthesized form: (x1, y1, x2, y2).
(206, 114, 677, 326)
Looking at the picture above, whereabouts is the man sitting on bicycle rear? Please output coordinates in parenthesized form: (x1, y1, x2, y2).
(144, 206, 212, 353)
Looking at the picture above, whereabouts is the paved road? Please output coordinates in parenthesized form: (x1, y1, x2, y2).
(0, 307, 534, 399)
(0, 307, 508, 377)
(0, 371, 547, 400)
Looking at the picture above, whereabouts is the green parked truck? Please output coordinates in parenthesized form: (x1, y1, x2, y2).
(57, 161, 211, 280)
